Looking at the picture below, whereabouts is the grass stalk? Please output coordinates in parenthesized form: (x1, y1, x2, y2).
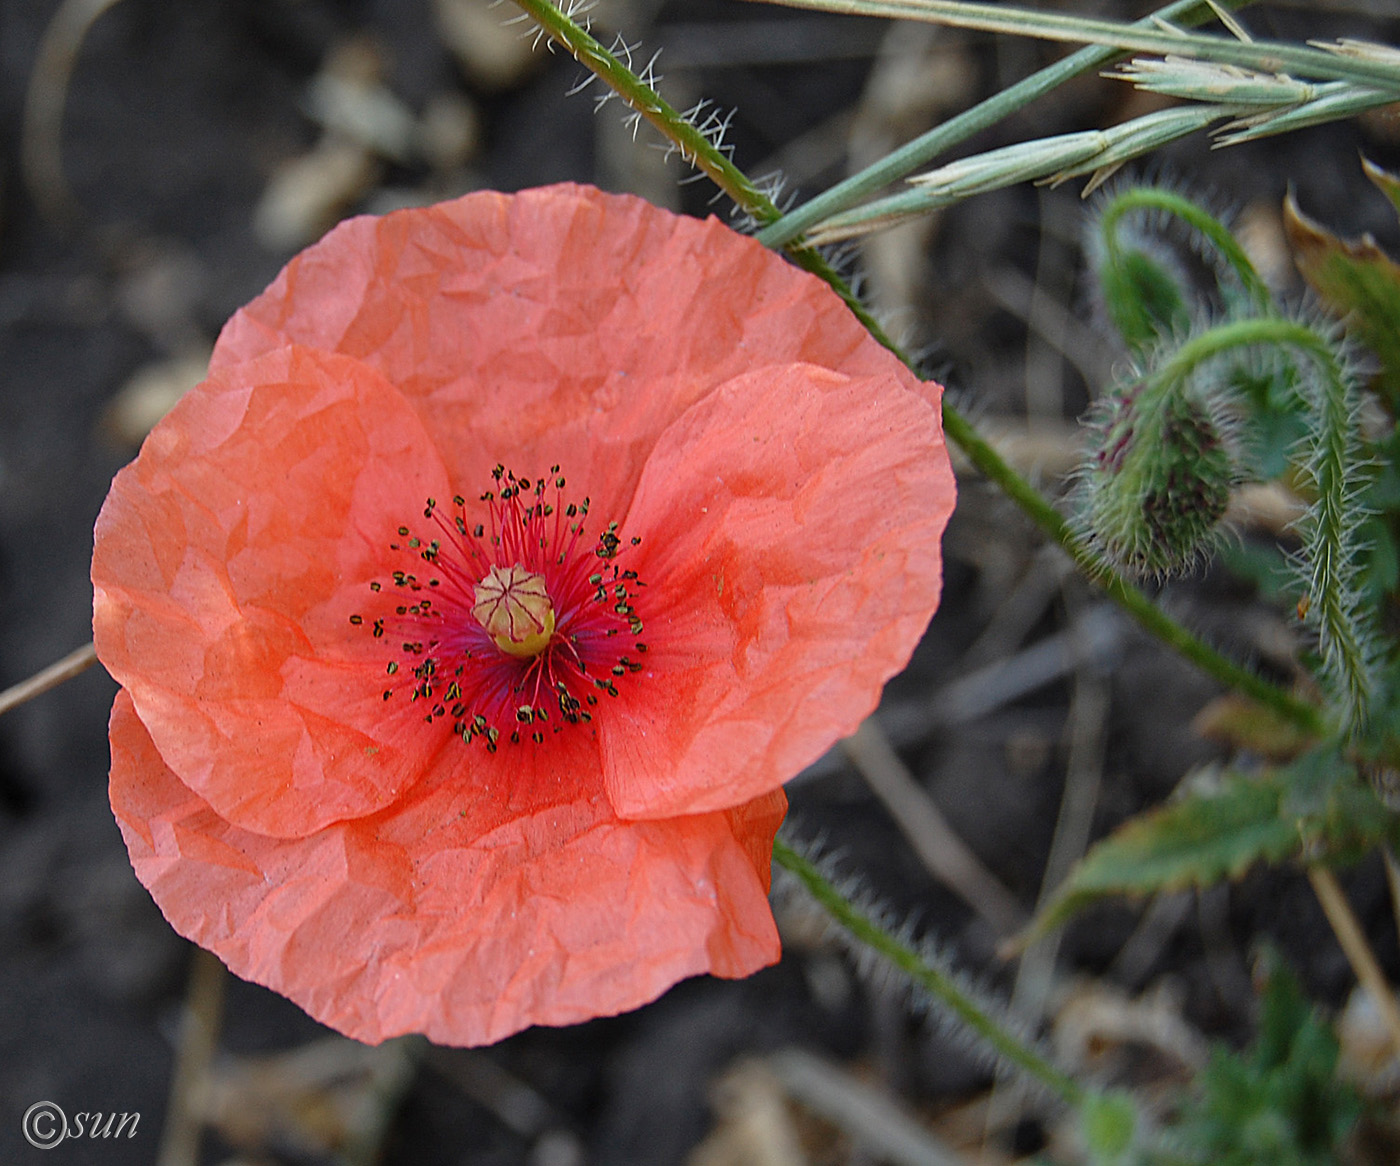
(752, 0, 1400, 93)
(755, 0, 1237, 248)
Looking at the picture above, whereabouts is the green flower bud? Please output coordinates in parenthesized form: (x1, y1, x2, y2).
(1078, 377, 1238, 577)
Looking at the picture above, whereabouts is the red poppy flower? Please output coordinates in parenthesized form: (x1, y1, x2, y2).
(93, 184, 956, 1046)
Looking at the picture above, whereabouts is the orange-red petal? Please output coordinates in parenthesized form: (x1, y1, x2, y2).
(93, 345, 457, 837)
(212, 184, 930, 516)
(606, 361, 951, 819)
(109, 689, 783, 1046)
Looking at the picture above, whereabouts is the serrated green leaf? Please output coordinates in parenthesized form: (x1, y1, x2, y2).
(1030, 772, 1298, 936)
(1283, 190, 1400, 411)
(1307, 777, 1400, 860)
(1029, 755, 1400, 937)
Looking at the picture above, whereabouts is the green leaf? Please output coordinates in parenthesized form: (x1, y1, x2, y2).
(1082, 1090, 1139, 1164)
(1150, 952, 1365, 1166)
(1030, 754, 1400, 937)
(1099, 246, 1193, 354)
(1031, 770, 1298, 935)
(1284, 185, 1400, 412)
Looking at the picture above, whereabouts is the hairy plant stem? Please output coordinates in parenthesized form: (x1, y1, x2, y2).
(1157, 317, 1377, 731)
(510, 0, 777, 225)
(945, 408, 1324, 734)
(773, 838, 1087, 1106)
(512, 0, 1327, 740)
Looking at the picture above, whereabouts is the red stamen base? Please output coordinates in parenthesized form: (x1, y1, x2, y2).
(355, 467, 645, 750)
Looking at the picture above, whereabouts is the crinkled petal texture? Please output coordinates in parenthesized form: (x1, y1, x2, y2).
(94, 183, 956, 1047)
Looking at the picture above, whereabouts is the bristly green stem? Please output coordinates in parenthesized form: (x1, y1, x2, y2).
(757, 0, 1240, 248)
(941, 407, 1326, 735)
(510, 0, 778, 226)
(511, 0, 1328, 739)
(772, 838, 1087, 1105)
(1156, 318, 1378, 732)
(507, 0, 880, 338)
(1098, 186, 1274, 314)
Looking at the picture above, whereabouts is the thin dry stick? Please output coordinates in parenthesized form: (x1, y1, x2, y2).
(1307, 865, 1400, 1061)
(1014, 678, 1109, 988)
(21, 0, 128, 225)
(1385, 851, 1400, 952)
(987, 659, 1110, 1141)
(0, 642, 98, 717)
(841, 718, 1027, 937)
(343, 1038, 426, 1166)
(156, 948, 227, 1166)
(769, 1047, 971, 1166)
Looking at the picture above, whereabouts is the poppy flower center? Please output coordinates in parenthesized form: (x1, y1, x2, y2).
(354, 466, 645, 750)
(473, 564, 556, 657)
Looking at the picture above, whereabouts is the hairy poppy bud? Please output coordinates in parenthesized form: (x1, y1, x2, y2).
(1078, 377, 1238, 577)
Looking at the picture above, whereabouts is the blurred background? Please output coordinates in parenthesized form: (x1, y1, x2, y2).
(3, 0, 1400, 1162)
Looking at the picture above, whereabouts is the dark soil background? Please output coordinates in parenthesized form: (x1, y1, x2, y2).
(2, 1, 1400, 1163)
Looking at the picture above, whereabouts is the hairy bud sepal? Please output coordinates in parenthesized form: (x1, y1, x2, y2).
(1093, 235, 1193, 356)
(1077, 373, 1239, 578)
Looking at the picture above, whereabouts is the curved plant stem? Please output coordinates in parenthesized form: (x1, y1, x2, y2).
(942, 407, 1326, 735)
(1157, 317, 1377, 731)
(512, 0, 1328, 740)
(773, 837, 1086, 1106)
(1098, 186, 1274, 313)
(22, 0, 128, 227)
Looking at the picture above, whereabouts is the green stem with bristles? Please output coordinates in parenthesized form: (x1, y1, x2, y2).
(1099, 186, 1274, 314)
(773, 838, 1087, 1106)
(506, 0, 892, 346)
(510, 0, 1329, 741)
(510, 0, 777, 225)
(942, 405, 1326, 735)
(1154, 318, 1378, 731)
